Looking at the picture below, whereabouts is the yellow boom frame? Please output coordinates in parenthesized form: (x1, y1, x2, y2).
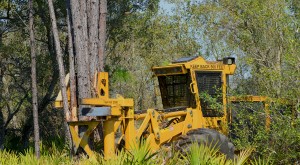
(228, 95, 295, 131)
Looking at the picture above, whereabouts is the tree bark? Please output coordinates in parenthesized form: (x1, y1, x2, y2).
(70, 1, 91, 99)
(275, 45, 282, 97)
(47, 0, 71, 144)
(87, 0, 99, 85)
(98, 0, 107, 72)
(0, 58, 4, 150)
(29, 0, 40, 158)
(66, 0, 77, 121)
(79, 1, 89, 67)
(0, 110, 4, 150)
(21, 9, 59, 147)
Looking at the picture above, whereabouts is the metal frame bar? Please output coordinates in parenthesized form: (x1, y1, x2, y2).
(68, 121, 100, 157)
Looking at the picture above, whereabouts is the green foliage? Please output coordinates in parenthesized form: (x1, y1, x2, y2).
(127, 140, 157, 164)
(166, 0, 300, 163)
(155, 149, 186, 165)
(107, 4, 202, 110)
(250, 156, 272, 165)
(2, 0, 300, 164)
(180, 142, 252, 165)
(0, 150, 19, 165)
(184, 142, 228, 165)
(230, 100, 300, 164)
(0, 0, 165, 152)
(0, 140, 256, 165)
(98, 150, 128, 165)
(170, 0, 300, 98)
(200, 92, 223, 112)
(235, 148, 254, 165)
(0, 141, 154, 165)
(19, 149, 39, 165)
(230, 101, 267, 149)
(112, 68, 132, 83)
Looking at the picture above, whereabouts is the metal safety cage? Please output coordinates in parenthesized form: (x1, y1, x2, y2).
(158, 73, 196, 109)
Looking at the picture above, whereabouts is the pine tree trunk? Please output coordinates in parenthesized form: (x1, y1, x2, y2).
(66, 0, 77, 121)
(70, 1, 91, 99)
(47, 0, 71, 145)
(0, 111, 4, 150)
(87, 0, 99, 84)
(0, 60, 4, 150)
(98, 0, 107, 71)
(29, 0, 40, 158)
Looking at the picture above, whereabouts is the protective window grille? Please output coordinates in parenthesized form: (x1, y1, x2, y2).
(158, 74, 196, 109)
(196, 72, 223, 117)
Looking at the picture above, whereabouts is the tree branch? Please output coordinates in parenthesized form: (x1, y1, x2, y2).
(4, 91, 29, 128)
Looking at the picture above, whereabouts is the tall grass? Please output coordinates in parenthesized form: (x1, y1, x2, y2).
(0, 141, 265, 165)
(0, 149, 19, 165)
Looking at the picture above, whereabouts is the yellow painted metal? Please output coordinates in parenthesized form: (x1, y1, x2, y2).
(151, 56, 236, 134)
(150, 57, 238, 137)
(81, 98, 134, 107)
(103, 117, 116, 159)
(96, 72, 109, 99)
(54, 74, 71, 110)
(136, 111, 151, 138)
(159, 122, 184, 143)
(133, 108, 194, 150)
(150, 109, 160, 140)
(152, 65, 187, 76)
(160, 111, 187, 119)
(228, 95, 294, 131)
(228, 95, 270, 131)
(134, 113, 147, 119)
(53, 56, 298, 160)
(228, 95, 268, 102)
(54, 57, 245, 159)
(68, 121, 99, 158)
(181, 109, 193, 135)
(152, 57, 236, 76)
(124, 107, 136, 151)
(265, 103, 270, 131)
(114, 120, 122, 132)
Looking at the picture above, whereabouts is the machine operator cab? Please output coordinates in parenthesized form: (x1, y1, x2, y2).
(152, 56, 236, 132)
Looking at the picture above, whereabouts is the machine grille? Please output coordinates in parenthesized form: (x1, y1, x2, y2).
(196, 72, 223, 117)
(158, 73, 196, 109)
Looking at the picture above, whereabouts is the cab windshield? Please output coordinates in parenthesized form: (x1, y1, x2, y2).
(158, 73, 196, 109)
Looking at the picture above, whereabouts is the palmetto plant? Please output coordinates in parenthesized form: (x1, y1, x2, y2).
(122, 140, 157, 165)
(250, 157, 273, 165)
(0, 141, 264, 165)
(183, 143, 253, 165)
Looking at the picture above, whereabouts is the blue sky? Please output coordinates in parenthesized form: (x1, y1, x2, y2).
(159, 0, 175, 13)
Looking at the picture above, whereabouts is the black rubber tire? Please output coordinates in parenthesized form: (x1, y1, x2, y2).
(174, 128, 235, 159)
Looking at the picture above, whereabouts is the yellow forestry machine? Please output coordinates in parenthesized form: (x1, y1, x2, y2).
(55, 56, 239, 159)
